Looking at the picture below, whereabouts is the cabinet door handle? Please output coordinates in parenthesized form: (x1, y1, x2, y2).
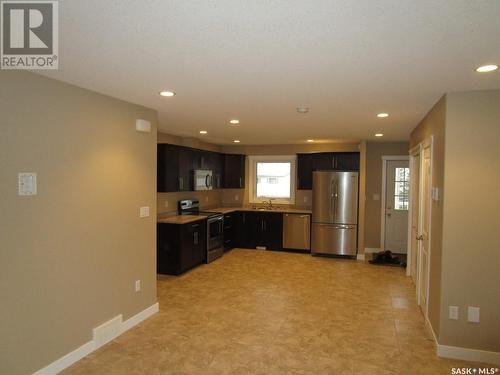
(194, 232, 198, 245)
(179, 177, 183, 190)
(261, 220, 264, 231)
(332, 156, 336, 169)
(264, 220, 266, 231)
(239, 177, 242, 188)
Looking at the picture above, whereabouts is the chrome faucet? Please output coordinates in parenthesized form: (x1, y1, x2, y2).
(266, 199, 274, 209)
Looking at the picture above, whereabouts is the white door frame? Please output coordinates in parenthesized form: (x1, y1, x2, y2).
(408, 136, 434, 317)
(407, 147, 419, 278)
(380, 155, 410, 255)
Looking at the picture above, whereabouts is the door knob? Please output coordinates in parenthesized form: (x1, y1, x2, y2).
(387, 213, 391, 217)
(416, 235, 423, 241)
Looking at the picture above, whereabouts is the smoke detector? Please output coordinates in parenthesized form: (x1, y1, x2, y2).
(297, 106, 309, 114)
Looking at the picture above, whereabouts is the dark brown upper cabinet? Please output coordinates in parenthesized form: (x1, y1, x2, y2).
(297, 153, 314, 190)
(157, 144, 192, 192)
(157, 144, 244, 192)
(296, 152, 360, 190)
(223, 154, 245, 189)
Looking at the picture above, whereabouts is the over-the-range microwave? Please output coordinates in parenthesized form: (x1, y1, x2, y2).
(193, 169, 213, 191)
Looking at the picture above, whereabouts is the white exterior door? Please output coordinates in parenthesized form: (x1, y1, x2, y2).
(384, 160, 410, 253)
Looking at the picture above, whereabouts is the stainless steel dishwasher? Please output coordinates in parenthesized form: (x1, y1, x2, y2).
(283, 213, 311, 250)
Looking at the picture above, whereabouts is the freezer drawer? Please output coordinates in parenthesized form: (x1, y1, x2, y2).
(311, 223, 357, 256)
(283, 213, 311, 250)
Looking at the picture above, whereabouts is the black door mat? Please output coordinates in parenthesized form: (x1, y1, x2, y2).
(368, 251, 407, 268)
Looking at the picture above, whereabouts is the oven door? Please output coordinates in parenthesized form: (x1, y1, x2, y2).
(207, 216, 224, 251)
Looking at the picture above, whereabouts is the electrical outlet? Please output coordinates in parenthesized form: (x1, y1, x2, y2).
(303, 196, 308, 203)
(373, 193, 380, 201)
(164, 201, 169, 208)
(467, 306, 480, 323)
(135, 280, 141, 292)
(139, 206, 150, 218)
(234, 195, 239, 201)
(449, 306, 459, 320)
(205, 196, 209, 202)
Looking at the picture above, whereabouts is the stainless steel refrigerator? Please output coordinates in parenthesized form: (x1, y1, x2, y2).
(311, 171, 359, 256)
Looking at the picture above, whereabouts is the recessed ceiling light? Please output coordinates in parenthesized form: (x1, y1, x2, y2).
(297, 106, 309, 114)
(159, 90, 175, 97)
(307, 139, 314, 143)
(233, 140, 240, 143)
(377, 113, 389, 118)
(375, 133, 384, 137)
(476, 64, 498, 73)
(199, 130, 207, 134)
(230, 119, 240, 124)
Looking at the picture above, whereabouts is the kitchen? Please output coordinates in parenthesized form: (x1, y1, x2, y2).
(156, 140, 362, 275)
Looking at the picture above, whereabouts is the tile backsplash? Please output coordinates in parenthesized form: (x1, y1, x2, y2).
(157, 190, 224, 215)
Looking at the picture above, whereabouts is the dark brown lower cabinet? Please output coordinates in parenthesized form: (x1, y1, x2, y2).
(223, 212, 240, 251)
(240, 211, 283, 250)
(157, 220, 207, 275)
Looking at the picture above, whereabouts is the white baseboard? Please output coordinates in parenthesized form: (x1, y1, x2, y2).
(32, 341, 95, 375)
(425, 314, 500, 365)
(33, 302, 159, 375)
(364, 247, 380, 253)
(437, 344, 500, 365)
(356, 253, 365, 261)
(121, 302, 159, 333)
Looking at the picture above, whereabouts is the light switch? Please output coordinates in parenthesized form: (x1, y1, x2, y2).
(432, 187, 439, 202)
(135, 280, 141, 292)
(449, 305, 459, 320)
(18, 173, 37, 196)
(234, 195, 239, 201)
(164, 201, 169, 208)
(373, 193, 380, 201)
(303, 196, 309, 203)
(139, 206, 150, 218)
(467, 306, 480, 323)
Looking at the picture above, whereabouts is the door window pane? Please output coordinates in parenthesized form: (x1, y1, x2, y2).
(256, 162, 291, 198)
(394, 167, 410, 210)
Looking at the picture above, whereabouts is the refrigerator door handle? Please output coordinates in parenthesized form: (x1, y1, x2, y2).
(330, 180, 335, 220)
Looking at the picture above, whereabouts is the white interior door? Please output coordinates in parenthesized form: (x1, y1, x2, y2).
(410, 154, 420, 284)
(384, 160, 410, 253)
(418, 145, 431, 314)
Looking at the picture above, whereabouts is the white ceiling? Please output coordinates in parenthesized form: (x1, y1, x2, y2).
(41, 0, 500, 145)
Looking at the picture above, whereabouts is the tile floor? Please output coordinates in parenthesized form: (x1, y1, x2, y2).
(63, 249, 488, 374)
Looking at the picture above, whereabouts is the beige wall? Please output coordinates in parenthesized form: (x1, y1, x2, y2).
(439, 90, 500, 352)
(158, 132, 221, 152)
(409, 95, 446, 339)
(364, 141, 410, 249)
(0, 72, 158, 375)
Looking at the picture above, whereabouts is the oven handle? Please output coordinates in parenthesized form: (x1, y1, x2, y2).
(207, 216, 224, 224)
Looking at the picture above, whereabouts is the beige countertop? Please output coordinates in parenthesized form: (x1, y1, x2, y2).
(157, 206, 312, 224)
(210, 206, 312, 214)
(157, 215, 207, 225)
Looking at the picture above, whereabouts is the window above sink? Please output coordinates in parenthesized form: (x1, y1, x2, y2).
(248, 155, 296, 205)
